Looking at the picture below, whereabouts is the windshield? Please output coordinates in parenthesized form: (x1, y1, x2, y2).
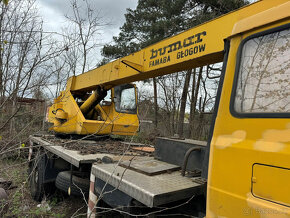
(114, 84, 137, 114)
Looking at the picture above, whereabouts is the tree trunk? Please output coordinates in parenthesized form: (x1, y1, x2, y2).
(177, 69, 192, 138)
(153, 77, 158, 128)
(188, 69, 196, 137)
(0, 10, 3, 101)
(189, 66, 203, 138)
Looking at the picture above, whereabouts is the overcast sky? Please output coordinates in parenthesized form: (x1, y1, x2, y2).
(38, 0, 138, 51)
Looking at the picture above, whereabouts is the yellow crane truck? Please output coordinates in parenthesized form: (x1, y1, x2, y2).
(28, 0, 289, 217)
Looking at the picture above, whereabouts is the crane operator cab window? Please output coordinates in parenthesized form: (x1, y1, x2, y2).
(100, 90, 111, 106)
(114, 84, 137, 114)
(231, 25, 290, 117)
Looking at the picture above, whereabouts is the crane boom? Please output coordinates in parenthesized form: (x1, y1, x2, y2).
(67, 0, 286, 92)
(48, 0, 289, 136)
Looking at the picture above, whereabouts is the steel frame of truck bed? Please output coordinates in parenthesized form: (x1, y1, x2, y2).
(28, 135, 207, 217)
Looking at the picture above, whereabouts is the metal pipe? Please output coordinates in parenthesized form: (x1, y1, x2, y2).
(181, 147, 201, 176)
(80, 86, 107, 115)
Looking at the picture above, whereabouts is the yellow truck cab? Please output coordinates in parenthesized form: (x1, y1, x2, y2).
(208, 7, 290, 216)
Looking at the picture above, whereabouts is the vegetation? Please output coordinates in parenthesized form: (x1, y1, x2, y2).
(0, 158, 85, 217)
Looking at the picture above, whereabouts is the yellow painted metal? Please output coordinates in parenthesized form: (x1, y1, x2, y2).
(231, 1, 290, 36)
(252, 164, 290, 207)
(55, 110, 68, 120)
(80, 89, 100, 114)
(206, 19, 290, 217)
(48, 87, 139, 135)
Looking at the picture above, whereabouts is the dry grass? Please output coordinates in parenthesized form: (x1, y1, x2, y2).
(0, 157, 87, 217)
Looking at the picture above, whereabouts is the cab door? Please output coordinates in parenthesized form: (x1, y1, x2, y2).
(112, 84, 139, 135)
(207, 22, 290, 217)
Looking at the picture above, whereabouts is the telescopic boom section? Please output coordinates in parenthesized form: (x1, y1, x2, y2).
(66, 0, 287, 92)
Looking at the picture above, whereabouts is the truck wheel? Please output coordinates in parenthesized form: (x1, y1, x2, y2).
(55, 171, 90, 197)
(28, 154, 55, 202)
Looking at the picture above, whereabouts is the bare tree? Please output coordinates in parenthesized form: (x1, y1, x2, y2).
(63, 0, 108, 74)
(177, 69, 192, 137)
(0, 0, 65, 136)
(189, 66, 203, 138)
(187, 65, 221, 139)
(152, 78, 158, 128)
(157, 73, 183, 135)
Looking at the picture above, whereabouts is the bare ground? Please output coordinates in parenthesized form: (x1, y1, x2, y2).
(0, 157, 87, 217)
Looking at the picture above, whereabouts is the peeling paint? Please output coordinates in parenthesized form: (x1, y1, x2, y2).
(215, 130, 247, 149)
(254, 123, 290, 152)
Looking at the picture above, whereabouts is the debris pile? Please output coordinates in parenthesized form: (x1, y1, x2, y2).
(43, 136, 154, 156)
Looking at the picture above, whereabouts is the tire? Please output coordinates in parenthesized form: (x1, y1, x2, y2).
(28, 153, 55, 202)
(55, 171, 90, 197)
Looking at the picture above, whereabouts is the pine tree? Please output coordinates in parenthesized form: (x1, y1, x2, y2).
(101, 0, 188, 60)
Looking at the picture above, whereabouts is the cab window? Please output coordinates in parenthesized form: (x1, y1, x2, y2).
(233, 27, 290, 114)
(114, 84, 137, 114)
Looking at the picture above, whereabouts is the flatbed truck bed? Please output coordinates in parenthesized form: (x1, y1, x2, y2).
(28, 135, 207, 217)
